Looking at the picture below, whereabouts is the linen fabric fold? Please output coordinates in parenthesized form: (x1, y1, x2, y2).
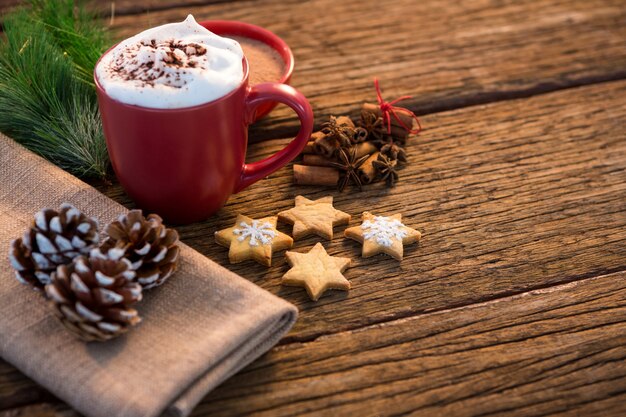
(0, 134, 297, 417)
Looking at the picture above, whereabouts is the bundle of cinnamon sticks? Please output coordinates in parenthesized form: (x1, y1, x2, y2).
(293, 103, 418, 191)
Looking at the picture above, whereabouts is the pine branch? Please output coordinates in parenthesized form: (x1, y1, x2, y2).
(29, 0, 109, 87)
(0, 0, 110, 178)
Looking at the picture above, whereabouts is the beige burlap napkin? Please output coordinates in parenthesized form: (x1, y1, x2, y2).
(0, 134, 297, 417)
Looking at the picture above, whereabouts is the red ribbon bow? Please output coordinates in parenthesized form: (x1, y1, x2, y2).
(375, 78, 421, 135)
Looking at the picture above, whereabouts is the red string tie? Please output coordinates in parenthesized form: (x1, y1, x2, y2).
(374, 78, 421, 135)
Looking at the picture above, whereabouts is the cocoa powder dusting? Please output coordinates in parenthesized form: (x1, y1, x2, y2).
(109, 38, 209, 88)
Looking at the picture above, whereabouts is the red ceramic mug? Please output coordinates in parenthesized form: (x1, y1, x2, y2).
(95, 56, 313, 224)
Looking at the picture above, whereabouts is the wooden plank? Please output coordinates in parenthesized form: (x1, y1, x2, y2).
(107, 0, 626, 139)
(193, 271, 626, 416)
(127, 80, 626, 342)
(0, 403, 78, 417)
(102, 1, 243, 17)
(0, 359, 55, 410)
(0, 0, 19, 9)
(64, 79, 626, 345)
(2, 43, 626, 416)
(2, 74, 626, 417)
(3, 271, 625, 416)
(0, 0, 239, 17)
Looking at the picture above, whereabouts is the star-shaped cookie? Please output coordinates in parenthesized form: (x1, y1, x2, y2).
(278, 196, 351, 240)
(282, 242, 351, 301)
(215, 214, 293, 266)
(345, 212, 421, 260)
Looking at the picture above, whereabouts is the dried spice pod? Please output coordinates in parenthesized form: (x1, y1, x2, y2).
(359, 108, 385, 142)
(380, 142, 408, 163)
(373, 154, 400, 187)
(100, 210, 180, 289)
(321, 115, 356, 148)
(45, 252, 142, 342)
(8, 204, 99, 291)
(328, 146, 370, 192)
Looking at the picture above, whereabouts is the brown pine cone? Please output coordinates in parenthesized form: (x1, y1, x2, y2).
(100, 210, 180, 289)
(8, 204, 99, 291)
(45, 252, 142, 342)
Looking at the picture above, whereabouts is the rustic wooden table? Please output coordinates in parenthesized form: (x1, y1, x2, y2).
(2, 0, 626, 416)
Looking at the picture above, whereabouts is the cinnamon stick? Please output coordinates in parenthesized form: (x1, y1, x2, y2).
(303, 142, 376, 167)
(362, 102, 414, 141)
(302, 154, 335, 167)
(302, 140, 316, 154)
(354, 142, 377, 158)
(358, 151, 380, 184)
(293, 164, 339, 186)
(313, 134, 337, 158)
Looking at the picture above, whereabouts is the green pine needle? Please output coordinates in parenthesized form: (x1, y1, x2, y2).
(0, 0, 110, 178)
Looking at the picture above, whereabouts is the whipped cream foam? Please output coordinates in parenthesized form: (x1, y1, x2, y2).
(96, 15, 244, 109)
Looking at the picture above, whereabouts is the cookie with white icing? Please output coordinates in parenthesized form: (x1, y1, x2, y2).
(344, 212, 421, 260)
(215, 214, 293, 266)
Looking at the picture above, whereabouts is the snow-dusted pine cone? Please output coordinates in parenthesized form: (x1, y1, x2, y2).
(45, 251, 142, 342)
(8, 204, 99, 291)
(100, 210, 180, 289)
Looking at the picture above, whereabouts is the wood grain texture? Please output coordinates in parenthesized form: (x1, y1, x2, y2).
(101, 0, 242, 17)
(107, 0, 626, 139)
(3, 78, 625, 415)
(0, 0, 19, 11)
(194, 271, 626, 417)
(0, 361, 55, 410)
(102, 80, 624, 343)
(2, 0, 626, 415)
(0, 403, 78, 417)
(0, 0, 240, 17)
(2, 76, 624, 417)
(4, 273, 625, 416)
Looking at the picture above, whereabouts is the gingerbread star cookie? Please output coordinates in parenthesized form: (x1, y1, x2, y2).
(345, 212, 421, 260)
(278, 196, 351, 240)
(215, 214, 293, 266)
(282, 242, 351, 301)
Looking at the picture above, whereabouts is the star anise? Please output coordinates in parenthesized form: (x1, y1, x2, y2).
(322, 116, 355, 148)
(370, 133, 394, 148)
(359, 110, 385, 142)
(372, 154, 399, 187)
(380, 142, 407, 163)
(328, 146, 370, 192)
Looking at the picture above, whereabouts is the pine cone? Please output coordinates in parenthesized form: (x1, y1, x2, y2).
(8, 204, 99, 291)
(45, 251, 142, 342)
(100, 210, 180, 289)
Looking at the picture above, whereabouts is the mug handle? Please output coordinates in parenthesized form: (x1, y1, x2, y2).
(235, 83, 314, 193)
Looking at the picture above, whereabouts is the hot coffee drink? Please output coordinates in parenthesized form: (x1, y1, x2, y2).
(229, 36, 285, 86)
(95, 16, 313, 223)
(95, 15, 244, 109)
